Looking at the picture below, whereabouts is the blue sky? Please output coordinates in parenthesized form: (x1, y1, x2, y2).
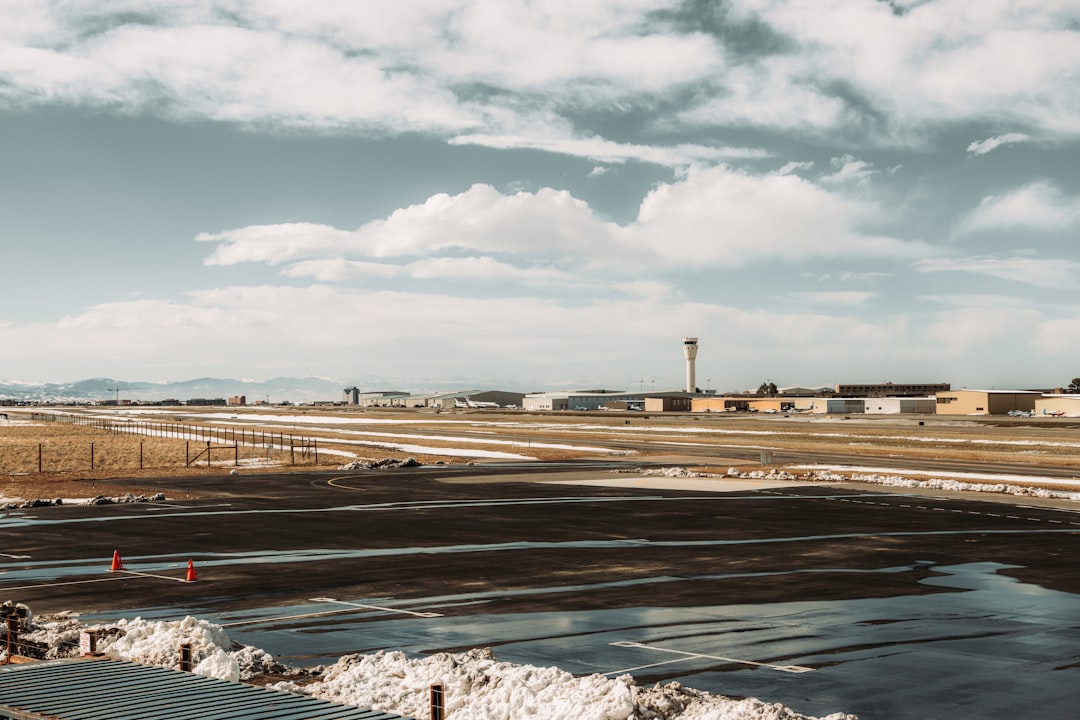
(1, 1, 1078, 392)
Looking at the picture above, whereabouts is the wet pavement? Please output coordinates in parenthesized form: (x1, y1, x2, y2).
(4, 465, 1080, 718)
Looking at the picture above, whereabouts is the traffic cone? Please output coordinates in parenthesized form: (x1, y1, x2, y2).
(110, 550, 124, 572)
(185, 559, 197, 583)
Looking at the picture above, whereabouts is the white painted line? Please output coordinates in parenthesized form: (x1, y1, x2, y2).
(222, 607, 371, 628)
(310, 597, 442, 618)
(0, 553, 31, 559)
(1, 576, 131, 591)
(609, 641, 813, 674)
(117, 569, 191, 583)
(602, 655, 700, 676)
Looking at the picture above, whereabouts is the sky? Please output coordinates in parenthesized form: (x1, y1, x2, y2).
(1, 1, 1078, 393)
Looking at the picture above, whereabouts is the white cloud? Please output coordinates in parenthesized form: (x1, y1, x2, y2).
(774, 161, 814, 176)
(785, 291, 876, 307)
(627, 165, 928, 267)
(957, 182, 1080, 234)
(819, 155, 878, 186)
(447, 133, 769, 166)
(693, 1, 1080, 141)
(919, 304, 1043, 355)
(967, 132, 1030, 155)
(3, 1, 1076, 164)
(198, 167, 930, 280)
(915, 255, 1080, 289)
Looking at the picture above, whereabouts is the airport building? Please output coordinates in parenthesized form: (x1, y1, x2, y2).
(934, 389, 1040, 415)
(1034, 394, 1080, 417)
(835, 382, 951, 397)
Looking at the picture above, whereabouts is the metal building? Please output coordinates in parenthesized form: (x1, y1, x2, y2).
(0, 657, 413, 720)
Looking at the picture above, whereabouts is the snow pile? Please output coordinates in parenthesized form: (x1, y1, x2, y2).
(720, 466, 1080, 502)
(97, 616, 241, 680)
(0, 492, 167, 510)
(843, 473, 1080, 502)
(284, 648, 854, 720)
(614, 467, 849, 483)
(15, 611, 855, 720)
(617, 467, 721, 479)
(339, 457, 423, 470)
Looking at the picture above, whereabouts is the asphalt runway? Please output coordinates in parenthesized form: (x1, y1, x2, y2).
(3, 461, 1080, 719)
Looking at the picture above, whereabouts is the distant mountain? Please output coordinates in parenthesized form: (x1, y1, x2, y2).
(0, 376, 350, 404)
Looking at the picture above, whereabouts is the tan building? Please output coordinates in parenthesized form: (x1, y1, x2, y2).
(935, 389, 1039, 415)
(644, 396, 692, 412)
(1034, 395, 1080, 418)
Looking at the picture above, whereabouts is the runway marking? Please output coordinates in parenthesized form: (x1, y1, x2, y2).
(1, 576, 132, 591)
(222, 607, 377, 628)
(310, 597, 442, 618)
(116, 569, 191, 583)
(0, 553, 31, 559)
(608, 641, 813, 675)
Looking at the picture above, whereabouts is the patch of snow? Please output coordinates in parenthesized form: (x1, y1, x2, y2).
(13, 610, 854, 720)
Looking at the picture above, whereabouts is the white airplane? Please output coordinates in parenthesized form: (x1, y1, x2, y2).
(1008, 409, 1034, 417)
(1043, 408, 1066, 417)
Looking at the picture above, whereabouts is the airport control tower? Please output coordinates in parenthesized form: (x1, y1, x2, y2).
(683, 337, 699, 393)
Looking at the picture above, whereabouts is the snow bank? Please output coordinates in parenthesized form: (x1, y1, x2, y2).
(16, 611, 854, 720)
(98, 616, 241, 680)
(841, 473, 1080, 501)
(719, 467, 1080, 502)
(0, 492, 167, 510)
(284, 647, 853, 720)
(339, 457, 423, 470)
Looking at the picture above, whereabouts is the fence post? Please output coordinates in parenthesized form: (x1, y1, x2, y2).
(6, 615, 17, 659)
(180, 643, 193, 672)
(90, 442, 94, 470)
(140, 441, 144, 470)
(430, 683, 445, 720)
(206, 440, 211, 468)
(38, 443, 42, 473)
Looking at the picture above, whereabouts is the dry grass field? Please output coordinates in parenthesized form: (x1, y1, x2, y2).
(3, 407, 1080, 501)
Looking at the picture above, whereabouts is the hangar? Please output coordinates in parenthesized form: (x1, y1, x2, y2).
(934, 389, 1040, 415)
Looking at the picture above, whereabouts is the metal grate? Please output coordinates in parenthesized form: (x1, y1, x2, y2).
(0, 657, 410, 720)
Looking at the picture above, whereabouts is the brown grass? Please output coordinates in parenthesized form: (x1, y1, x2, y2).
(3, 408, 1079, 500)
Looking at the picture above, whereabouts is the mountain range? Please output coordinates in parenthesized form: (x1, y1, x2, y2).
(0, 376, 356, 404)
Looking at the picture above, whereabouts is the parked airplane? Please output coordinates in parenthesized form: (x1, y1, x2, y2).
(454, 398, 500, 409)
(1043, 408, 1066, 417)
(1008, 409, 1034, 417)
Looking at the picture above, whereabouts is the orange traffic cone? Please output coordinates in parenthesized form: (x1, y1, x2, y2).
(110, 550, 124, 572)
(185, 559, 198, 583)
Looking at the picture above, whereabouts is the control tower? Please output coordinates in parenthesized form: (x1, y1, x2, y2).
(683, 337, 699, 393)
